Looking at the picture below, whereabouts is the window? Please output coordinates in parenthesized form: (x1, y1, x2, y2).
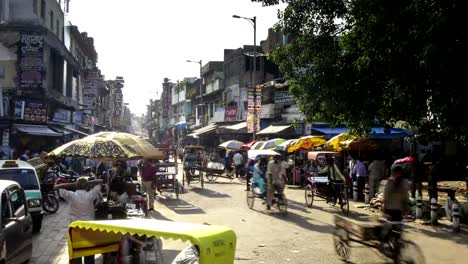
(8, 187, 26, 217)
(40, 0, 46, 18)
(1, 190, 11, 227)
(0, 169, 39, 190)
(50, 11, 54, 30)
(33, 0, 37, 14)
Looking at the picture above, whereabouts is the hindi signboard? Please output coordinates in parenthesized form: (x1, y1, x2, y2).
(82, 70, 99, 109)
(247, 87, 262, 114)
(224, 106, 237, 121)
(247, 113, 260, 133)
(17, 33, 45, 91)
(273, 90, 295, 105)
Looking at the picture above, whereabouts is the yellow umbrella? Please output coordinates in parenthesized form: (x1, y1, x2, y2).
(48, 132, 164, 161)
(339, 138, 378, 151)
(287, 136, 327, 153)
(325, 133, 358, 151)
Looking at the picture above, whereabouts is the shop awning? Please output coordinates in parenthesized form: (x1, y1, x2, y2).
(257, 125, 292, 135)
(310, 127, 348, 138)
(188, 124, 217, 137)
(64, 125, 89, 137)
(15, 124, 63, 137)
(224, 122, 247, 130)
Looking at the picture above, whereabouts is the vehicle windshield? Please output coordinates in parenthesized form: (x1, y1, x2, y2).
(0, 169, 39, 190)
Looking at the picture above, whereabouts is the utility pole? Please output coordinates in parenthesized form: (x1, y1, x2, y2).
(233, 15, 257, 140)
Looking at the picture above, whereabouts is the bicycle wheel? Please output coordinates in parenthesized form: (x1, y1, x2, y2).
(340, 190, 350, 215)
(247, 189, 255, 209)
(305, 184, 314, 208)
(397, 240, 426, 264)
(42, 193, 59, 214)
(333, 227, 350, 261)
(206, 173, 218, 182)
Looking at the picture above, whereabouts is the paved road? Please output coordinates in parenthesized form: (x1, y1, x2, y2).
(33, 176, 467, 264)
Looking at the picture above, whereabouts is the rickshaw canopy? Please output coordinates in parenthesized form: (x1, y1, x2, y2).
(67, 219, 236, 264)
(287, 136, 327, 153)
(307, 151, 342, 160)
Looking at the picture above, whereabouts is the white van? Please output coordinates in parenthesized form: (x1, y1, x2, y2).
(0, 160, 43, 232)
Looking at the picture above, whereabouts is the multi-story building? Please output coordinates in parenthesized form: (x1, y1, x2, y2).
(0, 0, 92, 154)
(201, 61, 224, 124)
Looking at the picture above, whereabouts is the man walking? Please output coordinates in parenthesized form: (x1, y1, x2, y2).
(352, 157, 367, 201)
(141, 159, 157, 211)
(233, 151, 244, 178)
(56, 177, 102, 264)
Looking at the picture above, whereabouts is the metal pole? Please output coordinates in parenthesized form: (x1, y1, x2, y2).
(252, 17, 257, 141)
(199, 60, 203, 126)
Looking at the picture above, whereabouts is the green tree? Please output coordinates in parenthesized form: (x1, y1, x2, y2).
(254, 0, 467, 142)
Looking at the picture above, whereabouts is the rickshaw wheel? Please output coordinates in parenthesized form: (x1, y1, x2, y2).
(333, 227, 350, 261)
(340, 191, 350, 216)
(247, 189, 255, 209)
(206, 174, 218, 182)
(174, 179, 180, 199)
(305, 185, 314, 208)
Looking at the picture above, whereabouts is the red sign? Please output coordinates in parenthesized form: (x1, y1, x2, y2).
(224, 106, 237, 121)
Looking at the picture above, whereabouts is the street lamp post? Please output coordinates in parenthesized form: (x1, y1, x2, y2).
(186, 60, 203, 126)
(233, 15, 257, 140)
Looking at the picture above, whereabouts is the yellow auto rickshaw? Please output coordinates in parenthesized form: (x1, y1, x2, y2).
(67, 219, 236, 264)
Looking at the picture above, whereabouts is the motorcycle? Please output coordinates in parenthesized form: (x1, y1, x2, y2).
(41, 171, 59, 214)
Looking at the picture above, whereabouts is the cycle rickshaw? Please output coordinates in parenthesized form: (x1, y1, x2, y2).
(304, 151, 349, 215)
(182, 145, 206, 188)
(246, 150, 288, 215)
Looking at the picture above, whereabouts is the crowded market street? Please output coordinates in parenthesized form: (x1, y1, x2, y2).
(33, 171, 467, 264)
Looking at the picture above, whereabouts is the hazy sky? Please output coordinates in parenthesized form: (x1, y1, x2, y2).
(68, 0, 284, 115)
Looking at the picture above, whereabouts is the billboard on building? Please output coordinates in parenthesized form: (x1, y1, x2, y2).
(224, 106, 237, 121)
(17, 33, 45, 92)
(14, 100, 47, 123)
(83, 70, 99, 109)
(274, 90, 295, 105)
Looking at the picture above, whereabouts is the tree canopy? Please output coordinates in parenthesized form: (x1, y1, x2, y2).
(254, 0, 467, 142)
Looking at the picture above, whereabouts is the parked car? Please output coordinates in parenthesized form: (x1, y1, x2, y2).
(0, 180, 33, 263)
(0, 160, 43, 232)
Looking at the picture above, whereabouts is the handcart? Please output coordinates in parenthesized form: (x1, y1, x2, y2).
(202, 161, 234, 183)
(333, 215, 425, 263)
(182, 146, 205, 188)
(305, 151, 349, 215)
(154, 161, 180, 199)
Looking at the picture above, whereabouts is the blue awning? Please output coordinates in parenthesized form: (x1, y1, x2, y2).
(310, 127, 348, 139)
(311, 126, 409, 139)
(369, 127, 408, 139)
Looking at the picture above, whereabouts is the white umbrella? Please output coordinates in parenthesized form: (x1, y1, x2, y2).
(247, 149, 280, 160)
(219, 140, 244, 150)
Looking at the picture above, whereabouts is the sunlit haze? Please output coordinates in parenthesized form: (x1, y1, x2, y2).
(68, 0, 284, 115)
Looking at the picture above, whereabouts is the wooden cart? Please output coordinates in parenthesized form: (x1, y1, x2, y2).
(333, 215, 425, 263)
(154, 161, 181, 199)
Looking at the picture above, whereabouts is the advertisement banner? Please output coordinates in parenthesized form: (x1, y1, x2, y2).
(274, 90, 295, 105)
(248, 87, 262, 114)
(17, 33, 45, 91)
(83, 70, 99, 109)
(224, 106, 237, 121)
(247, 113, 260, 133)
(52, 108, 72, 124)
(14, 100, 47, 123)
